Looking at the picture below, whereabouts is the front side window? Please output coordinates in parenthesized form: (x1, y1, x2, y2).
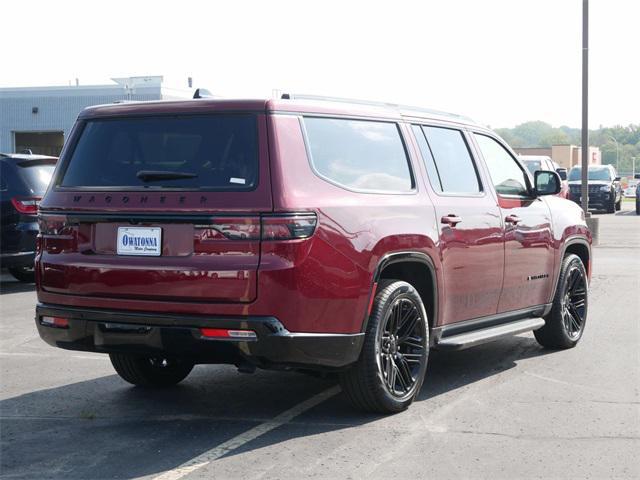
(303, 117, 413, 192)
(418, 126, 481, 194)
(474, 134, 530, 196)
(60, 115, 258, 190)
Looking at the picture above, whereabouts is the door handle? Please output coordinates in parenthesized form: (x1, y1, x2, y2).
(505, 214, 521, 225)
(441, 214, 462, 226)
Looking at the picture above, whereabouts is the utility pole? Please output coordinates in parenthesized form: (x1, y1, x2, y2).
(581, 0, 599, 243)
(580, 0, 589, 217)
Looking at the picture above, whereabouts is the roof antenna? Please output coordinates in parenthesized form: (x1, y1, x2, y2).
(193, 88, 213, 99)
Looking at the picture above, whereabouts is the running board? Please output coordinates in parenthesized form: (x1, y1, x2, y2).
(436, 317, 546, 351)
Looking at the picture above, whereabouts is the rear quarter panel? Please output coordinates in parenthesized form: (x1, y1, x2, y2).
(266, 114, 441, 333)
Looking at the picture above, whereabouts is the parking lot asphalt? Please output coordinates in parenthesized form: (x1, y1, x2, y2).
(1, 204, 639, 480)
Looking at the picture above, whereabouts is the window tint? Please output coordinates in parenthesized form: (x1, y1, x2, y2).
(60, 115, 258, 190)
(420, 126, 481, 194)
(475, 134, 529, 196)
(18, 164, 55, 195)
(304, 118, 413, 192)
(523, 160, 541, 175)
(568, 166, 612, 182)
(411, 125, 442, 192)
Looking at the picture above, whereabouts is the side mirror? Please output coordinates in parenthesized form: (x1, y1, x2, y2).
(534, 170, 561, 196)
(556, 168, 568, 180)
(614, 176, 621, 182)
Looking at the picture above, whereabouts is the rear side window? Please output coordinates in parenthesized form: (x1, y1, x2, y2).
(59, 115, 258, 190)
(415, 126, 481, 194)
(303, 118, 414, 192)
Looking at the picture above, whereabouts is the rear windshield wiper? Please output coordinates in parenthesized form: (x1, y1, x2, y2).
(136, 170, 198, 182)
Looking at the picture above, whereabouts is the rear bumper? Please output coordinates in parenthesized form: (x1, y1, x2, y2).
(35, 303, 364, 370)
(0, 251, 35, 268)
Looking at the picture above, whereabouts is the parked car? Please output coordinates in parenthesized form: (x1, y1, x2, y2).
(34, 96, 592, 413)
(623, 182, 638, 197)
(567, 164, 622, 213)
(1, 153, 57, 282)
(520, 155, 569, 199)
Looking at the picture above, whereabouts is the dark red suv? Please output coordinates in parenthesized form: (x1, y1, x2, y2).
(35, 96, 591, 413)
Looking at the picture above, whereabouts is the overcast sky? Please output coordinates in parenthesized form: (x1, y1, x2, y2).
(2, 0, 637, 128)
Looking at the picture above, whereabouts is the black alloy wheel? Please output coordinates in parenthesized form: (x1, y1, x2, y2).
(377, 297, 426, 398)
(560, 265, 587, 340)
(340, 280, 429, 413)
(535, 254, 588, 349)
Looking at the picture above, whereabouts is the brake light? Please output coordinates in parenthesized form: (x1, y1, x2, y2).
(261, 214, 317, 240)
(11, 196, 41, 214)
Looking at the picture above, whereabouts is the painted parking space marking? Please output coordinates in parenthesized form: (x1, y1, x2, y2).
(153, 385, 341, 480)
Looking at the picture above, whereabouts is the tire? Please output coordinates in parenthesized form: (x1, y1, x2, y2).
(109, 353, 194, 387)
(606, 196, 616, 214)
(339, 280, 429, 414)
(8, 266, 35, 283)
(535, 254, 588, 349)
(636, 200, 640, 215)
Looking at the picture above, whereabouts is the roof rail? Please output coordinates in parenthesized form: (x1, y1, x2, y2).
(280, 93, 473, 123)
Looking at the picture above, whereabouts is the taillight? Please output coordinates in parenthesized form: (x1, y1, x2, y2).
(38, 214, 77, 253)
(11, 196, 41, 214)
(197, 217, 261, 240)
(197, 213, 317, 241)
(39, 215, 71, 235)
(261, 214, 317, 240)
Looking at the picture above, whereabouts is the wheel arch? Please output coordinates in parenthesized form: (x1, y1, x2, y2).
(563, 237, 591, 276)
(362, 252, 438, 333)
(551, 236, 591, 301)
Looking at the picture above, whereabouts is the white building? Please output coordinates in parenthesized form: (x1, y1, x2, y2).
(0, 76, 191, 156)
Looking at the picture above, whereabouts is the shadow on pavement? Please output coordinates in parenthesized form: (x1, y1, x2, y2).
(0, 269, 35, 295)
(0, 333, 556, 479)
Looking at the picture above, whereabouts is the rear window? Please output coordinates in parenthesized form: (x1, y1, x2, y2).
(17, 164, 55, 195)
(59, 115, 258, 190)
(523, 160, 542, 175)
(303, 117, 414, 193)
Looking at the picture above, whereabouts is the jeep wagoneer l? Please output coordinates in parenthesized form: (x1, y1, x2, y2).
(35, 96, 591, 413)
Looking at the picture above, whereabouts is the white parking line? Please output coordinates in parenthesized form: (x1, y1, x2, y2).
(153, 385, 341, 480)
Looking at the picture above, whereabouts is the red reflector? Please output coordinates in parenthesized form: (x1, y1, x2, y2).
(41, 316, 69, 328)
(11, 197, 40, 215)
(200, 328, 257, 339)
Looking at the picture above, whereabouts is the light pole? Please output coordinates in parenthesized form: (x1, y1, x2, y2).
(606, 134, 620, 172)
(580, 0, 589, 217)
